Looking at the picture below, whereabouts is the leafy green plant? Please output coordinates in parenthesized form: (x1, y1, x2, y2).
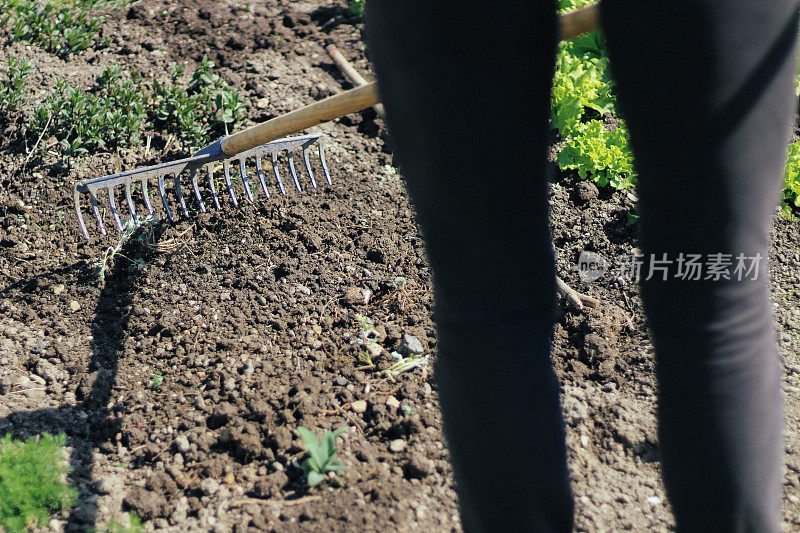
(782, 140, 800, 218)
(557, 0, 596, 13)
(0, 58, 32, 114)
(150, 56, 246, 148)
(552, 0, 800, 216)
(348, 0, 365, 17)
(29, 67, 147, 157)
(551, 31, 613, 136)
(556, 120, 635, 189)
(0, 433, 77, 533)
(297, 427, 346, 487)
(627, 206, 640, 227)
(549, 19, 637, 191)
(2, 0, 108, 58)
(27, 59, 245, 158)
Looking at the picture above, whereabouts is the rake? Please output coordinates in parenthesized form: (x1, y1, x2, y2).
(73, 4, 599, 240)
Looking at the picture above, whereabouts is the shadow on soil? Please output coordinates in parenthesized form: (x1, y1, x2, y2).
(0, 253, 146, 531)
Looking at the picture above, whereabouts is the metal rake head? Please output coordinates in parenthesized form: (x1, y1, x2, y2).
(73, 133, 332, 239)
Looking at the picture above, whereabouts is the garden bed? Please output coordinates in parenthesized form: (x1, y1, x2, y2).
(0, 1, 799, 531)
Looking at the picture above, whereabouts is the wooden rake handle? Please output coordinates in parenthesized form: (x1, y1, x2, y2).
(220, 4, 600, 156)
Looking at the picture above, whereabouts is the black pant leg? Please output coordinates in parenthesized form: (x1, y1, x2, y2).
(365, 2, 572, 532)
(602, 1, 798, 530)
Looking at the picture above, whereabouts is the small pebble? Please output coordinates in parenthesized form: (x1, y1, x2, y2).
(398, 334, 424, 356)
(53, 284, 65, 295)
(174, 435, 190, 453)
(69, 300, 80, 312)
(351, 400, 367, 413)
(201, 478, 220, 495)
(292, 284, 311, 296)
(385, 396, 400, 410)
(364, 341, 383, 359)
(576, 181, 599, 203)
(389, 439, 406, 453)
(405, 454, 435, 478)
(223, 473, 235, 485)
(344, 287, 370, 306)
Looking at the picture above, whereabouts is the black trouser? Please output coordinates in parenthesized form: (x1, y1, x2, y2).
(365, 1, 797, 531)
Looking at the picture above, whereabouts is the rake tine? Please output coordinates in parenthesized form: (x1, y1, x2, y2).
(108, 187, 123, 232)
(190, 167, 206, 213)
(288, 153, 302, 192)
(74, 188, 90, 240)
(207, 164, 221, 210)
(175, 171, 189, 217)
(319, 143, 332, 186)
(124, 182, 138, 225)
(223, 160, 238, 206)
(157, 174, 175, 222)
(74, 134, 332, 239)
(272, 152, 287, 195)
(255, 154, 269, 198)
(303, 148, 317, 189)
(239, 159, 254, 203)
(90, 190, 107, 236)
(141, 179, 154, 216)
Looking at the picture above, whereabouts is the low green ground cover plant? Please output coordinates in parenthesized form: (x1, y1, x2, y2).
(30, 66, 146, 156)
(151, 56, 246, 146)
(0, 0, 108, 58)
(0, 433, 76, 533)
(0, 58, 32, 115)
(297, 427, 346, 487)
(25, 57, 246, 157)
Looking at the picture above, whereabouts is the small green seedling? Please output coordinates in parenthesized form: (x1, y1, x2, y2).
(353, 313, 380, 365)
(297, 427, 347, 487)
(381, 353, 430, 381)
(96, 215, 157, 281)
(0, 433, 77, 533)
(147, 374, 164, 390)
(354, 313, 374, 334)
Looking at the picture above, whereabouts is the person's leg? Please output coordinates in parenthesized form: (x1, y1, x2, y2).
(365, 2, 572, 531)
(602, 1, 798, 530)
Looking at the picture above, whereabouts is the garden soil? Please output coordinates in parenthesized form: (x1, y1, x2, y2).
(1, 1, 799, 531)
